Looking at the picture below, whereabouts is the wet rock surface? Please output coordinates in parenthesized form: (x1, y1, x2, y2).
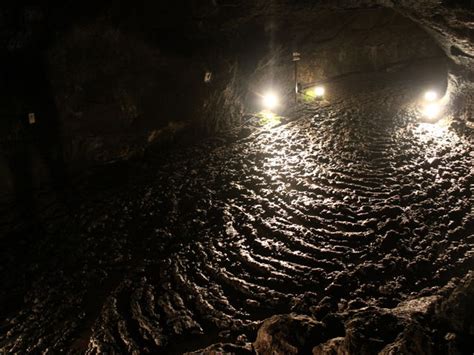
(0, 79, 473, 354)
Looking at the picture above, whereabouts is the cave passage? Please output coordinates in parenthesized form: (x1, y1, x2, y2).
(0, 2, 473, 354)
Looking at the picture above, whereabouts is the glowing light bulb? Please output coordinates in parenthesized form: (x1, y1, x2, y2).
(314, 86, 325, 98)
(424, 91, 438, 102)
(262, 92, 278, 110)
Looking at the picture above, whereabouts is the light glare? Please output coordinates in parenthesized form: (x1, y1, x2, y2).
(314, 86, 325, 97)
(262, 92, 278, 110)
(424, 91, 438, 102)
(423, 103, 441, 119)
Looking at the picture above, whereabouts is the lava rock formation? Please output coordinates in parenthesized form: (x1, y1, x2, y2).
(0, 1, 473, 354)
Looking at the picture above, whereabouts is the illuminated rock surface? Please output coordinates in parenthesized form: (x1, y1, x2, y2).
(0, 1, 473, 354)
(1, 78, 472, 353)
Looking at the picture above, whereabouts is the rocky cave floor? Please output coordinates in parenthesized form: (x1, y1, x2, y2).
(0, 76, 473, 354)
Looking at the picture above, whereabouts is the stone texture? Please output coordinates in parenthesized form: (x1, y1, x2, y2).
(0, 1, 473, 353)
(434, 271, 474, 337)
(312, 337, 347, 355)
(253, 314, 326, 355)
(0, 75, 472, 353)
(184, 342, 254, 355)
(313, 273, 474, 355)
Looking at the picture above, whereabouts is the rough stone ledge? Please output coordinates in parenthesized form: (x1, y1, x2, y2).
(189, 272, 473, 354)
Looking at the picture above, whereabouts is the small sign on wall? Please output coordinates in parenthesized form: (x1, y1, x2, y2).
(204, 71, 212, 83)
(28, 113, 36, 125)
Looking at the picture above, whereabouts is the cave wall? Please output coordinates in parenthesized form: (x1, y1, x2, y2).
(216, 0, 473, 123)
(243, 0, 473, 114)
(297, 8, 444, 81)
(234, 6, 447, 111)
(0, 2, 240, 197)
(287, 0, 474, 119)
(48, 22, 206, 164)
(389, 0, 474, 123)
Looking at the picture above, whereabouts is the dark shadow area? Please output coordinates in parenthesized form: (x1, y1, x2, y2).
(0, 50, 71, 225)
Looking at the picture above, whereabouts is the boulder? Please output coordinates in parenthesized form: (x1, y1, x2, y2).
(253, 314, 326, 355)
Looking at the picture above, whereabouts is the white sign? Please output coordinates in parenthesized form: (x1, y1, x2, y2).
(28, 113, 36, 124)
(293, 52, 301, 61)
(204, 71, 212, 83)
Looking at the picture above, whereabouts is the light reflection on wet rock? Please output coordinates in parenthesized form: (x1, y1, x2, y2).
(1, 86, 473, 353)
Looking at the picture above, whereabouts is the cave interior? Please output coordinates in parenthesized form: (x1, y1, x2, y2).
(0, 1, 473, 354)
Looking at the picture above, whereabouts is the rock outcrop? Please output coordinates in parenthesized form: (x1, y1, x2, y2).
(187, 273, 473, 354)
(253, 314, 327, 355)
